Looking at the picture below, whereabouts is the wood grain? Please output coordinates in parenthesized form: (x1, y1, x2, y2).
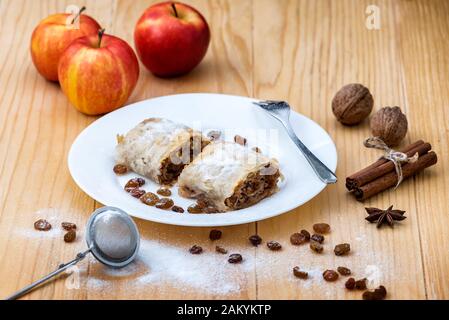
(0, 0, 448, 300)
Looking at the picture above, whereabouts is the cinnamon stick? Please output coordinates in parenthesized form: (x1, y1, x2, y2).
(353, 151, 437, 201)
(346, 141, 431, 190)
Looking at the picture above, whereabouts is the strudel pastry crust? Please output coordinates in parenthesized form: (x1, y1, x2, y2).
(178, 141, 280, 211)
(116, 118, 209, 185)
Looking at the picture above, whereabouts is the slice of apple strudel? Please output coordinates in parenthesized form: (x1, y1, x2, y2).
(116, 118, 210, 185)
(178, 141, 281, 212)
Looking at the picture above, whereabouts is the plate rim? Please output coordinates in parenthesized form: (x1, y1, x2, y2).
(68, 93, 338, 227)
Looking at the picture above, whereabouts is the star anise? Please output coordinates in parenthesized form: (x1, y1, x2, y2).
(365, 205, 406, 228)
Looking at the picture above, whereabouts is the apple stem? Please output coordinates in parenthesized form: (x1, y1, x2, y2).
(171, 3, 178, 18)
(71, 6, 86, 24)
(98, 28, 106, 48)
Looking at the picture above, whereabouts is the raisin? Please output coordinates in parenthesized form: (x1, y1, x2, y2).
(290, 232, 307, 245)
(130, 188, 145, 198)
(249, 235, 262, 246)
(207, 130, 221, 141)
(125, 178, 145, 191)
(196, 199, 208, 208)
(209, 229, 222, 241)
(228, 253, 243, 264)
(156, 187, 172, 197)
(216, 246, 228, 254)
(252, 147, 262, 153)
(323, 270, 339, 282)
(310, 241, 323, 253)
(293, 267, 308, 279)
(355, 278, 367, 290)
(337, 266, 351, 276)
(61, 222, 77, 231)
(202, 206, 220, 214)
(113, 164, 128, 175)
(362, 286, 387, 300)
(171, 205, 184, 213)
(140, 192, 159, 206)
(155, 198, 174, 209)
(64, 230, 76, 243)
(234, 135, 247, 146)
(187, 204, 204, 214)
(34, 219, 52, 231)
(300, 229, 310, 241)
(345, 277, 356, 290)
(267, 241, 282, 251)
(334, 243, 351, 256)
(189, 245, 203, 254)
(311, 234, 324, 243)
(313, 223, 331, 234)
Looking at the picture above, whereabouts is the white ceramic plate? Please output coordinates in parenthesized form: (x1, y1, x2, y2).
(68, 93, 337, 227)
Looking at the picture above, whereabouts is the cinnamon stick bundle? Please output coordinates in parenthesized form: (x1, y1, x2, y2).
(346, 140, 437, 201)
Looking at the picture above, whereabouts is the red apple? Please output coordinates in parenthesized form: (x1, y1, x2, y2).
(30, 7, 101, 81)
(58, 29, 140, 115)
(134, 1, 210, 77)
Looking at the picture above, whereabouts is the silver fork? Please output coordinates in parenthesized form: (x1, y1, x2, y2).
(253, 100, 337, 184)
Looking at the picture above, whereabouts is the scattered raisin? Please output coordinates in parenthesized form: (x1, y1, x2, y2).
(189, 245, 203, 254)
(130, 188, 145, 198)
(64, 230, 76, 243)
(323, 270, 339, 282)
(293, 267, 308, 279)
(209, 229, 222, 241)
(207, 130, 221, 141)
(61, 222, 77, 231)
(171, 205, 184, 213)
(228, 253, 243, 264)
(155, 198, 174, 209)
(334, 243, 351, 256)
(337, 266, 351, 276)
(362, 286, 387, 300)
(345, 277, 356, 290)
(267, 241, 282, 251)
(113, 164, 128, 175)
(300, 229, 310, 241)
(249, 235, 262, 246)
(313, 223, 331, 234)
(311, 234, 324, 243)
(310, 241, 323, 253)
(216, 246, 228, 254)
(234, 135, 247, 146)
(124, 178, 145, 191)
(202, 206, 220, 214)
(290, 232, 307, 245)
(156, 187, 171, 197)
(34, 219, 52, 231)
(140, 192, 159, 206)
(187, 204, 204, 214)
(355, 278, 367, 290)
(187, 199, 219, 214)
(252, 147, 262, 153)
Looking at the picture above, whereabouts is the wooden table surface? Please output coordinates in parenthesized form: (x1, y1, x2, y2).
(1, 0, 448, 300)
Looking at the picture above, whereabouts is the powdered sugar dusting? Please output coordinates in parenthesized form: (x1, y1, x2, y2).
(364, 264, 382, 289)
(86, 239, 253, 296)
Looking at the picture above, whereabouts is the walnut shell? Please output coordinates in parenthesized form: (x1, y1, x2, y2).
(332, 83, 374, 125)
(370, 106, 408, 147)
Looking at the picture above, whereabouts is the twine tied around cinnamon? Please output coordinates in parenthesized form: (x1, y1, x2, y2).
(363, 137, 419, 188)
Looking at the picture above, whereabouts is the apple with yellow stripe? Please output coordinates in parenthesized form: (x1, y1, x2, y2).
(58, 29, 139, 115)
(30, 7, 101, 82)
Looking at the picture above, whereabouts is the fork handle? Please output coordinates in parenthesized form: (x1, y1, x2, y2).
(282, 121, 337, 184)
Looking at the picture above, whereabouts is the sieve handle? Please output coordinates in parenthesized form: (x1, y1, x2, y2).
(5, 248, 92, 300)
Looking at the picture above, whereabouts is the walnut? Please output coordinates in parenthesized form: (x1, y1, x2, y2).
(332, 83, 374, 125)
(370, 106, 408, 147)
